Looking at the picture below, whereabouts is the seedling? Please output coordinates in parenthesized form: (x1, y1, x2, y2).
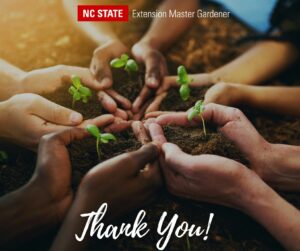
(0, 151, 8, 165)
(177, 65, 192, 101)
(110, 53, 139, 74)
(86, 124, 116, 160)
(187, 100, 207, 136)
(68, 75, 92, 107)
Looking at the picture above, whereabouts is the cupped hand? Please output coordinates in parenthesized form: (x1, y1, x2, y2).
(148, 122, 260, 209)
(91, 39, 132, 115)
(145, 73, 212, 114)
(131, 42, 169, 116)
(0, 93, 115, 150)
(151, 103, 300, 191)
(78, 143, 162, 221)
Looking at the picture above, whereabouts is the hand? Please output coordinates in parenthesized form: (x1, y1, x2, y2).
(152, 103, 300, 191)
(148, 122, 261, 209)
(145, 73, 212, 114)
(20, 64, 102, 95)
(91, 40, 132, 115)
(131, 42, 169, 116)
(204, 82, 246, 106)
(0, 94, 114, 150)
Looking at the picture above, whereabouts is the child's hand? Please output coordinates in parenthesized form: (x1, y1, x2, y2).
(0, 94, 114, 150)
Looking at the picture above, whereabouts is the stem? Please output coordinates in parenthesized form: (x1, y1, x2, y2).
(96, 137, 101, 161)
(72, 98, 75, 109)
(200, 115, 206, 136)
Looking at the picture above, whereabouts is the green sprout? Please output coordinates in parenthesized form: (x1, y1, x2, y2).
(0, 151, 8, 165)
(187, 100, 207, 136)
(110, 53, 139, 74)
(177, 65, 192, 101)
(68, 75, 92, 107)
(86, 124, 116, 160)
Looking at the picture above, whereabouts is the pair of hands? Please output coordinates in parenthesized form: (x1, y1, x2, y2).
(90, 39, 168, 118)
(146, 103, 300, 210)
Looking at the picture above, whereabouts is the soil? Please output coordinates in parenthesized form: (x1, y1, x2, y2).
(0, 1, 299, 251)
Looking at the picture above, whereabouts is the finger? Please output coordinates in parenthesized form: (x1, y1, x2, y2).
(145, 111, 177, 119)
(90, 59, 113, 89)
(156, 76, 178, 95)
(98, 91, 117, 114)
(132, 85, 154, 114)
(132, 121, 151, 145)
(145, 92, 167, 114)
(155, 112, 199, 127)
(148, 123, 167, 148)
(79, 114, 115, 129)
(145, 55, 162, 89)
(132, 99, 153, 121)
(189, 73, 212, 87)
(106, 89, 132, 110)
(143, 118, 156, 130)
(114, 108, 129, 120)
(104, 118, 132, 133)
(31, 96, 83, 126)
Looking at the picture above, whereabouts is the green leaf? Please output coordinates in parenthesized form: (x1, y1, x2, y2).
(73, 91, 81, 101)
(68, 86, 76, 95)
(101, 133, 116, 142)
(187, 109, 198, 121)
(71, 75, 82, 89)
(110, 58, 126, 68)
(125, 59, 139, 72)
(79, 86, 92, 97)
(179, 84, 190, 101)
(100, 138, 109, 144)
(177, 65, 189, 85)
(120, 54, 129, 62)
(86, 124, 100, 138)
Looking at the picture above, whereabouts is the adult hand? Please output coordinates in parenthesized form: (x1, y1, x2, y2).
(145, 73, 212, 114)
(148, 122, 261, 209)
(91, 39, 132, 114)
(152, 103, 300, 191)
(0, 94, 114, 150)
(131, 42, 169, 116)
(20, 64, 102, 95)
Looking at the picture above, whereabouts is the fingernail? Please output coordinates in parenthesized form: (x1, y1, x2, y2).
(147, 77, 159, 88)
(70, 112, 83, 124)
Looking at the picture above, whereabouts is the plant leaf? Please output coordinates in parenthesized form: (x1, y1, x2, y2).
(74, 91, 81, 101)
(71, 75, 82, 89)
(187, 109, 198, 121)
(179, 84, 190, 101)
(68, 86, 76, 95)
(86, 124, 100, 138)
(79, 86, 92, 97)
(101, 133, 116, 142)
(177, 65, 189, 85)
(126, 59, 139, 72)
(120, 54, 129, 61)
(110, 58, 126, 68)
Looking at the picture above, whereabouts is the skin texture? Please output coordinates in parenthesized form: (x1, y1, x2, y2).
(64, 0, 198, 117)
(0, 94, 115, 150)
(148, 103, 300, 192)
(204, 83, 300, 117)
(147, 107, 300, 251)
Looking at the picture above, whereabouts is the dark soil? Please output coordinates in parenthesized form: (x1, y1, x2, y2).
(0, 1, 299, 251)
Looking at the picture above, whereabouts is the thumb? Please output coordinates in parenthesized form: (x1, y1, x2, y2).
(32, 97, 83, 126)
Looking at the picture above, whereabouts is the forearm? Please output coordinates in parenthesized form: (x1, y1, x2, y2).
(138, 0, 198, 51)
(0, 59, 25, 100)
(0, 182, 58, 248)
(241, 182, 300, 251)
(211, 41, 299, 85)
(63, 0, 118, 45)
(240, 86, 300, 117)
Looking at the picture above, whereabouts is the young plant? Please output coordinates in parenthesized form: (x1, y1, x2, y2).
(177, 65, 192, 101)
(86, 124, 116, 160)
(187, 100, 207, 136)
(68, 75, 92, 107)
(110, 53, 139, 74)
(0, 151, 8, 165)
